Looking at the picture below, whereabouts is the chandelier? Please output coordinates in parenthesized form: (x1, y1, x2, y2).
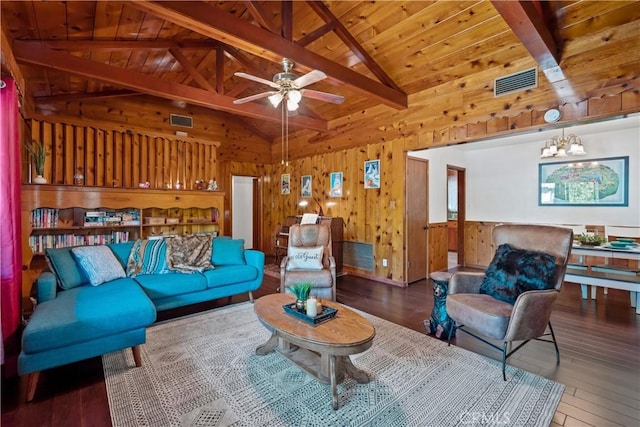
(540, 128, 586, 158)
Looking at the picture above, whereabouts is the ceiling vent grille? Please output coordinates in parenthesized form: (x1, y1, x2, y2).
(494, 67, 538, 97)
(170, 114, 193, 128)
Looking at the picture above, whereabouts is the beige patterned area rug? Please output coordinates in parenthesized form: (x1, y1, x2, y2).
(263, 263, 280, 279)
(103, 302, 563, 427)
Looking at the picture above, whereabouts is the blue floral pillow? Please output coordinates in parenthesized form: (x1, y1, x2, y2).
(479, 243, 557, 305)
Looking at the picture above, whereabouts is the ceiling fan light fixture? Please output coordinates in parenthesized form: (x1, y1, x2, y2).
(268, 93, 283, 108)
(288, 89, 302, 104)
(286, 98, 299, 111)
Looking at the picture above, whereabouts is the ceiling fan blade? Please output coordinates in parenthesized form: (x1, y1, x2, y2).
(293, 70, 326, 88)
(301, 89, 345, 104)
(234, 72, 280, 89)
(233, 91, 278, 105)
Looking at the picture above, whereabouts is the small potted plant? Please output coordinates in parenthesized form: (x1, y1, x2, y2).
(289, 283, 311, 312)
(25, 140, 47, 184)
(576, 233, 606, 246)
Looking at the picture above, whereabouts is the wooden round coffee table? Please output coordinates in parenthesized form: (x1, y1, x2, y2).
(254, 293, 375, 409)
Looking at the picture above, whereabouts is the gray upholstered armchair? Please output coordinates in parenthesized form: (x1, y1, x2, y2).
(280, 224, 337, 301)
(446, 224, 573, 380)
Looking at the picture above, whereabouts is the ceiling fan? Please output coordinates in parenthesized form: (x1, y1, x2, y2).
(232, 58, 344, 111)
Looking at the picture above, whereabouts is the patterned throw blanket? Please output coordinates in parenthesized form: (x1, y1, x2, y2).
(165, 234, 213, 273)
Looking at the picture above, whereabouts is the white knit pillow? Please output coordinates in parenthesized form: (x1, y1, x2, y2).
(286, 246, 324, 270)
(72, 246, 126, 286)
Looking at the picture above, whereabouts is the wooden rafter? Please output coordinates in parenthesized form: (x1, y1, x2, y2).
(215, 47, 224, 94)
(132, 0, 408, 109)
(169, 48, 215, 92)
(222, 45, 272, 97)
(281, 0, 293, 40)
(30, 39, 221, 51)
(296, 22, 336, 47)
(14, 42, 328, 131)
(243, 1, 280, 35)
(305, 1, 401, 91)
(491, 1, 561, 71)
(35, 90, 139, 103)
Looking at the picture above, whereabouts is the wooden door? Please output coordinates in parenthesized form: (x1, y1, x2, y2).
(447, 166, 466, 267)
(405, 156, 429, 283)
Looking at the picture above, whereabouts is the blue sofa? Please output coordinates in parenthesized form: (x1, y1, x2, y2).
(19, 237, 264, 401)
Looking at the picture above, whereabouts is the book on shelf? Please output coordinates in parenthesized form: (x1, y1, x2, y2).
(28, 231, 131, 253)
(31, 208, 59, 228)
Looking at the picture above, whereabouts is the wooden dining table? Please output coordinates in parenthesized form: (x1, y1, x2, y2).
(567, 243, 640, 314)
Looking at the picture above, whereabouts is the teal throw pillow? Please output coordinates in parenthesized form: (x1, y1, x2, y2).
(212, 238, 246, 266)
(71, 245, 126, 286)
(45, 247, 90, 290)
(107, 241, 135, 268)
(479, 243, 557, 305)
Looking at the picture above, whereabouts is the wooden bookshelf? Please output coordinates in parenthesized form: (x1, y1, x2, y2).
(20, 185, 225, 305)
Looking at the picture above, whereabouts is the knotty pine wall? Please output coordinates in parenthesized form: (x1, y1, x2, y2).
(23, 91, 640, 285)
(24, 119, 220, 190)
(259, 139, 409, 283)
(22, 118, 413, 283)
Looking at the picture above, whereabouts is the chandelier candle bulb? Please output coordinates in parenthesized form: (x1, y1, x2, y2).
(306, 296, 318, 317)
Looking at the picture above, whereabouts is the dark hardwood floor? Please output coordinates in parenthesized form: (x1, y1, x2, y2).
(2, 268, 639, 426)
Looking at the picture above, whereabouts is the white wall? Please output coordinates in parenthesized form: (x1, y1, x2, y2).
(410, 114, 640, 227)
(232, 176, 254, 247)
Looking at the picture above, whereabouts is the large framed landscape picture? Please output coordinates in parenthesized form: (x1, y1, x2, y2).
(538, 156, 629, 206)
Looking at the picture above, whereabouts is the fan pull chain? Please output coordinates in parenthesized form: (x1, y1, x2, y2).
(285, 107, 289, 167)
(280, 102, 284, 165)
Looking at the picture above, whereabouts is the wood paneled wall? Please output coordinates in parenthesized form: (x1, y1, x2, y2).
(428, 222, 448, 273)
(464, 221, 500, 268)
(24, 119, 219, 190)
(20, 89, 639, 286)
(281, 91, 640, 162)
(256, 139, 409, 283)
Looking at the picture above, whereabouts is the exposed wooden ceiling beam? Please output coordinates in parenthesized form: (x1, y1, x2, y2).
(491, 1, 561, 72)
(132, 1, 408, 109)
(222, 46, 272, 98)
(296, 22, 336, 47)
(169, 48, 216, 92)
(281, 0, 293, 41)
(1, 27, 26, 93)
(223, 45, 268, 78)
(28, 39, 221, 51)
(35, 90, 139, 103)
(215, 47, 225, 94)
(306, 1, 402, 92)
(14, 42, 328, 131)
(242, 1, 280, 35)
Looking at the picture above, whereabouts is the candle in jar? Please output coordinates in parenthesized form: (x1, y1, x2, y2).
(316, 299, 323, 313)
(306, 296, 317, 317)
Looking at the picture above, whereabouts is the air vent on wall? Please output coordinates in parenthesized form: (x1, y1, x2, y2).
(494, 67, 538, 97)
(170, 114, 193, 128)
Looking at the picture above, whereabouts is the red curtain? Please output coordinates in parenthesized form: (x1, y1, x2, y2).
(0, 77, 23, 374)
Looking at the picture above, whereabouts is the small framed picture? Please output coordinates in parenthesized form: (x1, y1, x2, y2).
(301, 175, 312, 197)
(330, 172, 343, 197)
(281, 173, 290, 195)
(364, 160, 380, 189)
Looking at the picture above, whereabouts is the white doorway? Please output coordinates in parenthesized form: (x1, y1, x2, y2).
(232, 176, 256, 248)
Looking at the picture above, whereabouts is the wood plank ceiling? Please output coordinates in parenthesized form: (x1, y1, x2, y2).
(1, 1, 639, 157)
